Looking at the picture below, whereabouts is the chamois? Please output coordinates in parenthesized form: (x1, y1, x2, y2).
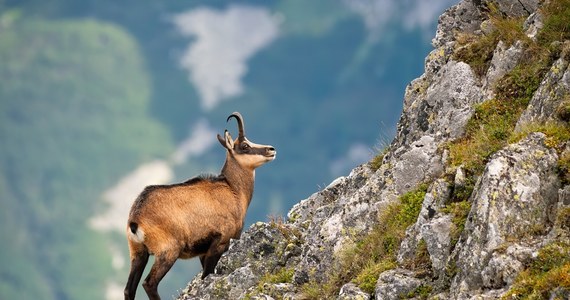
(124, 112, 276, 300)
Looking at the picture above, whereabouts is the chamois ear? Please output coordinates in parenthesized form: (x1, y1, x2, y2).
(217, 130, 234, 151)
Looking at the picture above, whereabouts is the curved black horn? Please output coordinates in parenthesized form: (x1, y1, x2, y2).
(226, 112, 245, 138)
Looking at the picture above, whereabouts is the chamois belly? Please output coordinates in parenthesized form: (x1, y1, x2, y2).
(180, 231, 222, 259)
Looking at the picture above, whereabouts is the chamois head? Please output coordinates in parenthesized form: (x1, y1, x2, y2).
(217, 112, 276, 169)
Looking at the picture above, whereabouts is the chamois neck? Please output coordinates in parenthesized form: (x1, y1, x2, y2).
(220, 154, 255, 207)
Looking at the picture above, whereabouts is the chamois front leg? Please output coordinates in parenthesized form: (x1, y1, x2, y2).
(201, 236, 229, 279)
(199, 255, 205, 269)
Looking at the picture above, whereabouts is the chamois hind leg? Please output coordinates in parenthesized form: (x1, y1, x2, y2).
(142, 253, 177, 300)
(124, 242, 149, 300)
(201, 236, 229, 279)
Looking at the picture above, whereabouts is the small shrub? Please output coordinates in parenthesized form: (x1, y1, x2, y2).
(397, 184, 429, 226)
(441, 201, 472, 249)
(370, 151, 386, 171)
(537, 0, 570, 46)
(495, 64, 545, 106)
(260, 267, 295, 285)
(510, 121, 570, 151)
(250, 267, 295, 299)
(401, 239, 432, 278)
(299, 280, 324, 300)
(353, 259, 397, 294)
(406, 284, 433, 300)
(556, 207, 570, 231)
(503, 242, 570, 299)
(453, 31, 499, 77)
(449, 97, 527, 174)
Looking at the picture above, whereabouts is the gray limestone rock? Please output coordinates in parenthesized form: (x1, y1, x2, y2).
(375, 269, 423, 300)
(421, 215, 453, 276)
(524, 11, 543, 40)
(480, 244, 533, 289)
(337, 283, 371, 300)
(179, 265, 257, 300)
(482, 40, 524, 100)
(432, 1, 483, 48)
(392, 136, 444, 194)
(451, 133, 560, 295)
(398, 179, 451, 266)
(395, 60, 482, 147)
(488, 0, 538, 17)
(516, 57, 570, 129)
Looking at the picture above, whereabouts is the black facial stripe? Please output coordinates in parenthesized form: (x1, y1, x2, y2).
(237, 146, 270, 155)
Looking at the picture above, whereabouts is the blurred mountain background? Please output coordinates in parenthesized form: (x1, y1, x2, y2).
(0, 0, 457, 299)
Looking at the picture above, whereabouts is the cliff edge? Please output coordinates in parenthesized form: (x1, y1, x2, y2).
(178, 0, 570, 299)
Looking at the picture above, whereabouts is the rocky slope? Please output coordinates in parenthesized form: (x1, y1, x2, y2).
(177, 0, 570, 299)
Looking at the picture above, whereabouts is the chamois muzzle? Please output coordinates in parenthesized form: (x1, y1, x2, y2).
(265, 146, 276, 158)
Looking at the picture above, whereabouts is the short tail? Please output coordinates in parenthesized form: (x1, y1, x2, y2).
(127, 222, 145, 243)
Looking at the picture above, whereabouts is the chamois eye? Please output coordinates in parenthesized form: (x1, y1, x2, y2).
(241, 143, 250, 150)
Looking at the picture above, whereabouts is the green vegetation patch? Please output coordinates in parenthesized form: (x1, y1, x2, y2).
(510, 122, 570, 151)
(503, 242, 570, 299)
(300, 184, 429, 298)
(448, 96, 528, 175)
(369, 150, 387, 172)
(262, 267, 295, 285)
(405, 284, 433, 300)
(450, 0, 570, 175)
(537, 0, 570, 46)
(556, 207, 570, 232)
(559, 150, 570, 185)
(511, 121, 570, 184)
(0, 17, 172, 300)
(441, 201, 472, 249)
(401, 238, 432, 278)
(244, 267, 295, 300)
(453, 2, 527, 77)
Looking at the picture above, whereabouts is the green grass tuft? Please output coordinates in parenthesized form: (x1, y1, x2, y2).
(299, 184, 430, 297)
(537, 0, 570, 46)
(440, 201, 472, 250)
(406, 284, 433, 299)
(503, 242, 570, 299)
(453, 2, 527, 77)
(448, 96, 528, 175)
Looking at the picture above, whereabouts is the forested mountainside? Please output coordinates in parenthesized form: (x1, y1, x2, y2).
(178, 0, 570, 299)
(0, 18, 171, 299)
